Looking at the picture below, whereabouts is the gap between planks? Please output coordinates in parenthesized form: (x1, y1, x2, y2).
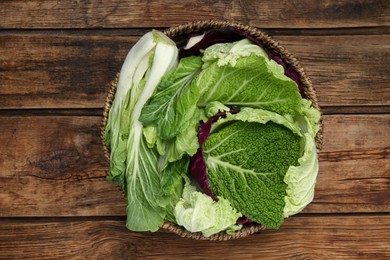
(0, 26, 389, 37)
(1, 106, 390, 117)
(0, 212, 389, 224)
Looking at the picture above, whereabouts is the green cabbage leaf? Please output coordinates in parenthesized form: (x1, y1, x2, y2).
(196, 39, 303, 116)
(202, 105, 320, 228)
(139, 56, 204, 164)
(174, 177, 242, 237)
(203, 108, 303, 228)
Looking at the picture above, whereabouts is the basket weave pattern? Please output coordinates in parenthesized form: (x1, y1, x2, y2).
(101, 20, 323, 240)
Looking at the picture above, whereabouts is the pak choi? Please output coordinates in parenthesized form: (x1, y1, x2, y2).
(104, 30, 180, 231)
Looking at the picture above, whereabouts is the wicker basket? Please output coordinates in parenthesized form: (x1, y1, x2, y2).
(101, 20, 323, 240)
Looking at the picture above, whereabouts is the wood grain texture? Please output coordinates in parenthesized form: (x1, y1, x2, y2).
(0, 216, 389, 259)
(0, 34, 130, 109)
(0, 0, 389, 29)
(1, 34, 389, 109)
(0, 115, 389, 217)
(275, 35, 390, 107)
(1, 0, 388, 257)
(0, 116, 126, 217)
(306, 115, 390, 213)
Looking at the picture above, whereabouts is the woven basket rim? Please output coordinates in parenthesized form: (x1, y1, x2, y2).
(101, 19, 323, 241)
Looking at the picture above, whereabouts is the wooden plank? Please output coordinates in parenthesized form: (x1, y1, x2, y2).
(0, 34, 131, 109)
(0, 116, 126, 217)
(0, 0, 389, 29)
(274, 35, 390, 107)
(0, 114, 389, 217)
(305, 115, 390, 213)
(0, 216, 389, 259)
(1, 34, 389, 109)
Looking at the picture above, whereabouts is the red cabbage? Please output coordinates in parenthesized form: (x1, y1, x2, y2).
(189, 112, 228, 201)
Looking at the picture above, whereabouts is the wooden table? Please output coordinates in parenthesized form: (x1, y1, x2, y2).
(1, 1, 389, 259)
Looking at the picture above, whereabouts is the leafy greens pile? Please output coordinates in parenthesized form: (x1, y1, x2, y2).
(104, 28, 321, 237)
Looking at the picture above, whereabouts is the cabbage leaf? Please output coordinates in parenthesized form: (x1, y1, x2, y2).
(174, 177, 242, 237)
(196, 39, 303, 116)
(139, 56, 204, 164)
(140, 56, 203, 140)
(203, 110, 303, 228)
